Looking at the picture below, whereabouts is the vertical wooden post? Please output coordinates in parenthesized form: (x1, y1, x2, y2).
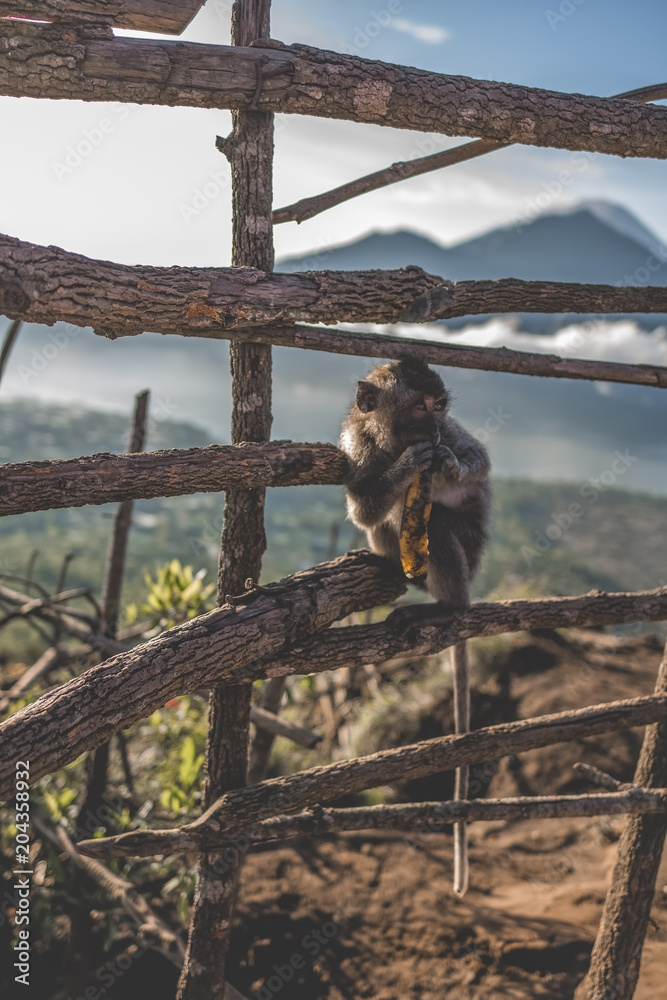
(177, 2, 274, 996)
(582, 640, 667, 1000)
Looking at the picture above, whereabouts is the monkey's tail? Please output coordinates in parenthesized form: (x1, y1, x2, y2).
(452, 639, 470, 897)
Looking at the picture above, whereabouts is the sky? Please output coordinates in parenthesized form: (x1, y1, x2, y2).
(0, 0, 666, 267)
(1, 0, 667, 495)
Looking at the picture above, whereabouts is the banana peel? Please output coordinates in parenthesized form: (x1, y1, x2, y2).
(399, 471, 432, 581)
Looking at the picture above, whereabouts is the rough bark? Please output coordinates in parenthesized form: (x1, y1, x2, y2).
(5, 233, 667, 335)
(261, 587, 667, 678)
(178, 3, 275, 995)
(583, 642, 667, 1000)
(2, 22, 667, 158)
(2, 582, 667, 800)
(77, 694, 667, 858)
(78, 790, 667, 856)
(0, 441, 345, 516)
(0, 551, 406, 800)
(0, 0, 204, 33)
(271, 83, 667, 226)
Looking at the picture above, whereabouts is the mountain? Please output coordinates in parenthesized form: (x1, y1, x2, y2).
(277, 202, 667, 333)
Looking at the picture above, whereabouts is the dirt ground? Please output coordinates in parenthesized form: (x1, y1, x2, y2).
(223, 629, 667, 1000)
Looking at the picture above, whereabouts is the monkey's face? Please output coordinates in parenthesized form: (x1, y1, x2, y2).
(397, 394, 448, 445)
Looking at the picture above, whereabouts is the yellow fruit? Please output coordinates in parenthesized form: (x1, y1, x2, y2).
(399, 471, 432, 581)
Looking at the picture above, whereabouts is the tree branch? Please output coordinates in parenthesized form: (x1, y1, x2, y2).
(0, 550, 405, 799)
(271, 83, 667, 226)
(0, 441, 346, 516)
(76, 694, 667, 858)
(4, 232, 667, 336)
(583, 640, 667, 999)
(0, 1, 205, 34)
(249, 702, 321, 750)
(2, 22, 667, 158)
(2, 581, 666, 802)
(261, 587, 667, 678)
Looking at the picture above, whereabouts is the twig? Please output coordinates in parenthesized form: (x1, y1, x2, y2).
(32, 811, 185, 967)
(0, 317, 21, 387)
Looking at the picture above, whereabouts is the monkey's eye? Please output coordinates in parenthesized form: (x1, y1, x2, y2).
(414, 401, 427, 411)
(434, 401, 444, 411)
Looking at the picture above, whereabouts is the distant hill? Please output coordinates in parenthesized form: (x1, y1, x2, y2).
(277, 201, 667, 333)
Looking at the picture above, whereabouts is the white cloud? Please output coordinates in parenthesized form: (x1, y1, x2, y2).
(390, 18, 450, 45)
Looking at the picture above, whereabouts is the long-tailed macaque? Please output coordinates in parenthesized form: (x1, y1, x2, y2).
(340, 357, 491, 896)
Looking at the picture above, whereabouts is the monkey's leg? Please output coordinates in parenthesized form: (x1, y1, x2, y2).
(426, 504, 471, 896)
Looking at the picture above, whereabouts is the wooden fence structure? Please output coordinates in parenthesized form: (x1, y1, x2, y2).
(1, 2, 667, 997)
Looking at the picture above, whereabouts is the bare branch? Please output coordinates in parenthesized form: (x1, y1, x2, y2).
(33, 811, 186, 966)
(0, 441, 346, 516)
(2, 23, 667, 158)
(76, 694, 667, 858)
(249, 701, 321, 751)
(0, 1, 205, 34)
(584, 641, 667, 999)
(272, 139, 504, 224)
(271, 82, 667, 226)
(0, 551, 405, 798)
(4, 232, 667, 336)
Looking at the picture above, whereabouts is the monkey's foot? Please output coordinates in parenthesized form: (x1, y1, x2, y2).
(387, 601, 461, 632)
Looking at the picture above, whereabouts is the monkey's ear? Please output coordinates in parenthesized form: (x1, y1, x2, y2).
(356, 380, 378, 413)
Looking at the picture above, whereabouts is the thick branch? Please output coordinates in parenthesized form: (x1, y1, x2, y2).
(0, 1, 204, 33)
(81, 790, 667, 856)
(584, 641, 667, 999)
(2, 23, 667, 158)
(271, 84, 667, 226)
(0, 551, 405, 799)
(77, 694, 667, 857)
(0, 441, 346, 516)
(263, 587, 667, 678)
(2, 583, 667, 800)
(4, 233, 667, 336)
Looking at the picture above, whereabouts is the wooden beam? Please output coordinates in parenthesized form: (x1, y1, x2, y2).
(3, 233, 667, 336)
(0, 441, 346, 516)
(75, 695, 667, 857)
(0, 1, 204, 35)
(2, 581, 667, 800)
(2, 21, 667, 158)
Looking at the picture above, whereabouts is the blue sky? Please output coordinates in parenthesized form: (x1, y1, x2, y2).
(0, 0, 665, 268)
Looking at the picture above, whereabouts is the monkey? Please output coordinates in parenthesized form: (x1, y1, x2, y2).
(339, 356, 491, 897)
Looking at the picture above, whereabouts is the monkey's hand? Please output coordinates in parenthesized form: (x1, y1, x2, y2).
(433, 444, 462, 480)
(395, 441, 434, 480)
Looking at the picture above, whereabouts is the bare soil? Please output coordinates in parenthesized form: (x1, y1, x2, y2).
(225, 629, 667, 1000)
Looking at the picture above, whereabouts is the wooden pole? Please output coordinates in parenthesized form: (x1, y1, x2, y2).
(177, 2, 274, 996)
(581, 640, 667, 999)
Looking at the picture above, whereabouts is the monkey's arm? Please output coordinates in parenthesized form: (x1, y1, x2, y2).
(435, 420, 490, 484)
(345, 442, 432, 528)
